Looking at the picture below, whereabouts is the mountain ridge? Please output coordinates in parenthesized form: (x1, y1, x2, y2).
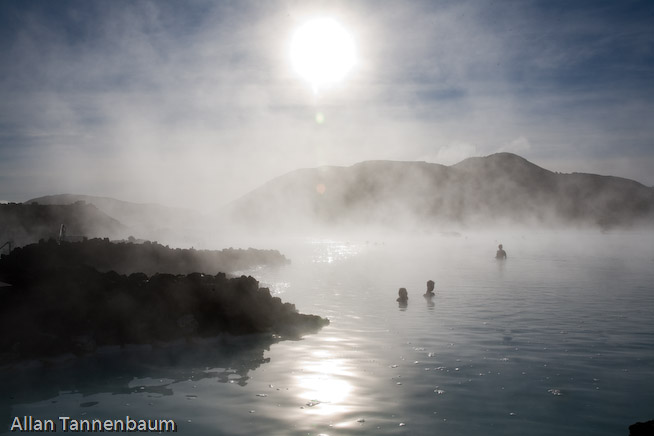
(226, 152, 654, 229)
(25, 194, 204, 243)
(13, 153, 654, 235)
(0, 202, 127, 247)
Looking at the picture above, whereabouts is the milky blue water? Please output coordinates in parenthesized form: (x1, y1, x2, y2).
(2, 231, 654, 435)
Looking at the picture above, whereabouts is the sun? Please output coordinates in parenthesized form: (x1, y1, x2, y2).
(290, 17, 356, 92)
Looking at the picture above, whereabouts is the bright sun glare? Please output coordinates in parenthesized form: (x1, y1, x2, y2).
(290, 17, 356, 92)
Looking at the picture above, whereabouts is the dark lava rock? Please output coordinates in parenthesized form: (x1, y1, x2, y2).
(0, 243, 328, 364)
(630, 420, 654, 436)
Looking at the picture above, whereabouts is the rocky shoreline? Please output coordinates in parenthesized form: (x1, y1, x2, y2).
(0, 241, 328, 365)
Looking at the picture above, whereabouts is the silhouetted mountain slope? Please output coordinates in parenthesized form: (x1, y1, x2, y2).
(26, 194, 202, 242)
(0, 202, 126, 247)
(227, 153, 654, 228)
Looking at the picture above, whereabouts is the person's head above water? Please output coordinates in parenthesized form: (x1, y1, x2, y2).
(426, 280, 435, 293)
(397, 287, 408, 301)
(498, 244, 503, 249)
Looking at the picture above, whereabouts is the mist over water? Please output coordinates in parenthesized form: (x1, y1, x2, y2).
(3, 230, 653, 435)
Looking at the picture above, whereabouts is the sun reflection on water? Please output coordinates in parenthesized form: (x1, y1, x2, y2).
(268, 281, 290, 296)
(309, 239, 362, 263)
(295, 346, 355, 417)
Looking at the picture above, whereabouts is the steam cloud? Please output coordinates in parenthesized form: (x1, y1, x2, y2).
(0, 1, 652, 211)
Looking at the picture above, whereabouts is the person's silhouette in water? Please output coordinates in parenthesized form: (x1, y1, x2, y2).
(496, 244, 507, 260)
(397, 287, 408, 307)
(424, 280, 435, 297)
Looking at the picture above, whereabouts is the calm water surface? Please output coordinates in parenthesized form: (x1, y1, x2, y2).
(2, 231, 654, 435)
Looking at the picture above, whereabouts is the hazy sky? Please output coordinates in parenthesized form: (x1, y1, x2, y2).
(1, 0, 653, 209)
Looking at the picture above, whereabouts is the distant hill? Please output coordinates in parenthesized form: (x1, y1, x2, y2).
(26, 194, 203, 242)
(0, 202, 126, 247)
(226, 153, 654, 229)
